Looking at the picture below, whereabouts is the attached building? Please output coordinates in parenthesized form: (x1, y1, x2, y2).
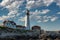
(32, 26, 41, 30)
(16, 25, 26, 30)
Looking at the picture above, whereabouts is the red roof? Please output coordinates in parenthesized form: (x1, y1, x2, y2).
(32, 26, 41, 30)
(3, 20, 16, 25)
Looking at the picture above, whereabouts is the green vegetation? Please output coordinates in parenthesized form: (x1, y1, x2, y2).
(15, 29, 28, 33)
(0, 26, 29, 33)
(0, 26, 6, 29)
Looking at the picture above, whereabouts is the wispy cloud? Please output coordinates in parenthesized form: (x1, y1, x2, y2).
(0, 0, 25, 21)
(0, 15, 15, 21)
(57, 12, 60, 14)
(50, 16, 58, 22)
(37, 15, 58, 23)
(0, 0, 59, 23)
(43, 0, 54, 6)
(18, 15, 27, 22)
(30, 9, 50, 15)
(19, 9, 58, 23)
(26, 0, 54, 9)
(41, 9, 50, 14)
(55, 0, 60, 6)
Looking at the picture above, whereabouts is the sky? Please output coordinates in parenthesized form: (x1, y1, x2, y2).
(0, 0, 60, 31)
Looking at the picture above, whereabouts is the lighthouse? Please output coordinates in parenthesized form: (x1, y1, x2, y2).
(25, 9, 30, 30)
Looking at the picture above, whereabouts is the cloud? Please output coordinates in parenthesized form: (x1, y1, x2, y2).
(37, 20, 42, 23)
(18, 8, 58, 24)
(30, 10, 40, 15)
(0, 0, 24, 21)
(26, 0, 60, 9)
(36, 16, 42, 22)
(50, 16, 58, 22)
(0, 15, 15, 21)
(41, 9, 50, 14)
(26, 0, 43, 9)
(0, 0, 24, 7)
(43, 0, 54, 6)
(8, 11, 18, 16)
(29, 9, 58, 23)
(18, 15, 27, 22)
(55, 0, 60, 6)
(6, 0, 24, 11)
(26, 1, 35, 9)
(26, 0, 54, 9)
(32, 15, 53, 23)
(57, 12, 60, 14)
(30, 9, 50, 16)
(0, 9, 20, 21)
(43, 16, 58, 22)
(42, 16, 49, 22)
(0, 0, 13, 6)
(19, 9, 50, 23)
(37, 15, 58, 23)
(37, 16, 50, 23)
(0, 0, 59, 23)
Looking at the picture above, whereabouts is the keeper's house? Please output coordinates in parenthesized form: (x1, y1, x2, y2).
(3, 20, 16, 29)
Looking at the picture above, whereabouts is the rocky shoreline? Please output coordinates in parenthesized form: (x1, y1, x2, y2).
(0, 27, 40, 40)
(0, 35, 40, 40)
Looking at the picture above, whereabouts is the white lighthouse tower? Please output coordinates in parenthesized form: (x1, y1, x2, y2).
(25, 9, 30, 30)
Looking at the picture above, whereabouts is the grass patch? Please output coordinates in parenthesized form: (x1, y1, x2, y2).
(0, 26, 6, 29)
